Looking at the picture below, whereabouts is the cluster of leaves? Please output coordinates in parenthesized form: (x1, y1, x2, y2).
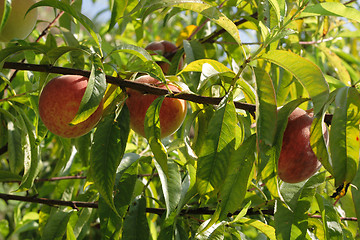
(0, 0, 360, 239)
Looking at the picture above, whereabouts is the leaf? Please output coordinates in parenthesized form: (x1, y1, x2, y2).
(330, 87, 360, 186)
(0, 170, 21, 182)
(144, 96, 168, 176)
(298, 2, 360, 23)
(109, 43, 153, 62)
(260, 98, 309, 198)
(0, 45, 46, 65)
(143, 0, 241, 45)
(41, 209, 73, 240)
(7, 121, 24, 174)
(217, 134, 256, 220)
(90, 106, 130, 213)
(196, 94, 238, 195)
(0, 0, 11, 32)
(274, 172, 326, 240)
(315, 193, 343, 239)
(177, 59, 234, 75)
(236, 217, 276, 240)
(310, 98, 334, 175)
(318, 46, 351, 86)
(71, 57, 106, 125)
(259, 50, 329, 114)
(254, 68, 277, 145)
(109, 43, 166, 83)
(351, 167, 360, 230)
(13, 106, 41, 191)
(122, 197, 150, 240)
(29, 0, 102, 51)
(154, 159, 182, 217)
(46, 46, 89, 65)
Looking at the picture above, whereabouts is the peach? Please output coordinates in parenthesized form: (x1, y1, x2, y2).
(145, 40, 184, 74)
(125, 75, 187, 138)
(278, 108, 328, 183)
(0, 0, 38, 42)
(38, 75, 103, 138)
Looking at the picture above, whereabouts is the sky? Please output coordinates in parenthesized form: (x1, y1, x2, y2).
(82, 0, 109, 20)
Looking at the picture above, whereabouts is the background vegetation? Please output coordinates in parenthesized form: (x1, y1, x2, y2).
(0, 0, 360, 239)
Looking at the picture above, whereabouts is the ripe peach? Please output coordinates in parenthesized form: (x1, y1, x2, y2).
(278, 108, 328, 183)
(0, 0, 38, 42)
(39, 75, 103, 138)
(125, 75, 187, 138)
(145, 40, 184, 74)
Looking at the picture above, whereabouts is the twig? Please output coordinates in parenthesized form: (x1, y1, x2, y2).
(1, 62, 257, 115)
(0, 193, 97, 210)
(1, 61, 334, 125)
(0, 193, 357, 222)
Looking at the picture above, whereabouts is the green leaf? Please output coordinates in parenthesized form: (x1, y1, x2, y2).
(143, 0, 241, 45)
(90, 106, 130, 213)
(122, 197, 150, 240)
(0, 0, 11, 32)
(41, 209, 73, 240)
(196, 94, 238, 195)
(0, 45, 46, 65)
(154, 159, 182, 217)
(254, 68, 277, 145)
(7, 121, 24, 174)
(310, 106, 333, 175)
(236, 217, 276, 240)
(177, 59, 234, 75)
(46, 46, 89, 65)
(330, 87, 360, 186)
(144, 96, 168, 176)
(71, 58, 106, 125)
(217, 134, 256, 220)
(318, 46, 351, 86)
(259, 50, 329, 114)
(109, 43, 153, 62)
(351, 167, 360, 230)
(29, 0, 102, 51)
(298, 2, 360, 23)
(0, 170, 21, 182)
(109, 43, 166, 83)
(260, 98, 309, 198)
(275, 172, 326, 240)
(12, 106, 41, 191)
(315, 193, 343, 239)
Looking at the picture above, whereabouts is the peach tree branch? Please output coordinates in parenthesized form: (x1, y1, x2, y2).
(0, 193, 356, 221)
(2, 61, 333, 124)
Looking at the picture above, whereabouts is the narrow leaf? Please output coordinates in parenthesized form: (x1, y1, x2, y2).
(315, 193, 343, 239)
(330, 87, 360, 186)
(41, 209, 73, 240)
(275, 172, 326, 240)
(299, 2, 360, 23)
(196, 95, 237, 195)
(90, 106, 130, 213)
(71, 58, 106, 125)
(13, 106, 41, 191)
(254, 68, 277, 145)
(154, 159, 182, 218)
(122, 197, 150, 240)
(144, 96, 168, 176)
(260, 50, 329, 114)
(217, 134, 256, 220)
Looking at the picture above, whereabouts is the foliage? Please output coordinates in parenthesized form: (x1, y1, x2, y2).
(0, 0, 360, 239)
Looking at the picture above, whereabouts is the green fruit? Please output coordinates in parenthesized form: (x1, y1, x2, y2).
(0, 0, 38, 42)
